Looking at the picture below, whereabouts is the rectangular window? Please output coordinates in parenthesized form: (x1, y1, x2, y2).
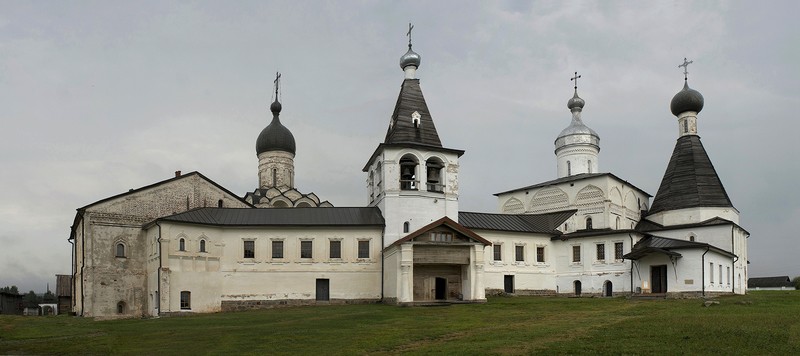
(430, 232, 453, 242)
(330, 240, 341, 259)
(272, 240, 283, 259)
(180, 291, 191, 310)
(301, 240, 313, 259)
(243, 240, 255, 259)
(572, 245, 581, 263)
(515, 245, 524, 262)
(709, 262, 714, 284)
(536, 246, 545, 263)
(358, 240, 370, 259)
(614, 242, 624, 260)
(719, 265, 723, 285)
(596, 244, 605, 261)
(493, 244, 502, 261)
(727, 267, 731, 285)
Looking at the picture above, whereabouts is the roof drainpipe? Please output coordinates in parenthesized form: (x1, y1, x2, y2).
(701, 246, 710, 297)
(67, 234, 75, 314)
(628, 234, 634, 295)
(380, 224, 385, 302)
(80, 212, 86, 316)
(156, 221, 163, 316)
(730, 225, 737, 294)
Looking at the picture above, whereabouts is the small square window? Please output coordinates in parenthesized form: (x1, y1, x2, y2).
(493, 244, 502, 261)
(272, 240, 284, 259)
(330, 240, 341, 259)
(243, 240, 255, 259)
(358, 240, 370, 259)
(536, 246, 545, 263)
(301, 240, 313, 259)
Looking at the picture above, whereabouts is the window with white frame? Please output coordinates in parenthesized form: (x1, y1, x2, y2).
(180, 291, 191, 310)
(329, 240, 342, 259)
(493, 244, 502, 261)
(199, 239, 206, 253)
(358, 240, 370, 259)
(272, 240, 284, 259)
(300, 240, 313, 259)
(536, 246, 545, 263)
(572, 245, 581, 263)
(719, 265, 723, 285)
(709, 262, 714, 284)
(243, 240, 255, 259)
(515, 245, 524, 262)
(596, 244, 605, 261)
(614, 242, 623, 261)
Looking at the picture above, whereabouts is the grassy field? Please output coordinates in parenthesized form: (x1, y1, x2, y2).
(1, 291, 799, 355)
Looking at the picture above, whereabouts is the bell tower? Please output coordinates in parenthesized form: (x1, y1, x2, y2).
(363, 26, 464, 247)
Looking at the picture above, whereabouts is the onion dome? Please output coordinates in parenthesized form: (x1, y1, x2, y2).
(567, 90, 585, 110)
(256, 99, 296, 155)
(399, 45, 421, 70)
(556, 90, 599, 150)
(670, 81, 704, 116)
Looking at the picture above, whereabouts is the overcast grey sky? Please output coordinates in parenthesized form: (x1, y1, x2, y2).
(1, 1, 798, 293)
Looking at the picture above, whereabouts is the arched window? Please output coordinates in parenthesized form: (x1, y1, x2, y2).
(567, 161, 572, 176)
(615, 217, 620, 229)
(179, 238, 186, 252)
(425, 158, 444, 193)
(199, 239, 206, 253)
(218, 199, 223, 208)
(683, 119, 689, 133)
(399, 155, 418, 190)
(115, 243, 125, 258)
(272, 168, 277, 186)
(585, 217, 593, 230)
(689, 235, 695, 242)
(369, 170, 375, 200)
(403, 221, 410, 233)
(588, 160, 592, 174)
(117, 301, 125, 314)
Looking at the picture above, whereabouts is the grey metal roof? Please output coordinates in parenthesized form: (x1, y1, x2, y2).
(637, 216, 749, 236)
(623, 234, 734, 260)
(157, 207, 384, 227)
(458, 210, 575, 234)
(747, 276, 793, 288)
(670, 81, 704, 116)
(384, 79, 442, 147)
(494, 172, 651, 197)
(648, 135, 734, 215)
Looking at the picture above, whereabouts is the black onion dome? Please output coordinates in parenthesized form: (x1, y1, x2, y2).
(256, 100, 296, 155)
(670, 82, 704, 116)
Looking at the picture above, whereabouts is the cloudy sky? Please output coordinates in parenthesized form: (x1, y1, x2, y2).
(1, 1, 798, 293)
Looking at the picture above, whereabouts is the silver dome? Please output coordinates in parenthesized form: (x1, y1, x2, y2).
(670, 81, 704, 116)
(399, 46, 421, 70)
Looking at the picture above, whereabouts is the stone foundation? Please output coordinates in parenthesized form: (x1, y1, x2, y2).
(485, 289, 557, 297)
(220, 298, 380, 312)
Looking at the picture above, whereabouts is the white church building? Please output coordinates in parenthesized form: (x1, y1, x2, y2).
(68, 38, 748, 318)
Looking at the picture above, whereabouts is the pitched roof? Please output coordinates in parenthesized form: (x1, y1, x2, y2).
(155, 207, 384, 227)
(748, 276, 793, 288)
(458, 210, 575, 234)
(648, 135, 734, 215)
(384, 79, 442, 147)
(553, 228, 637, 241)
(623, 234, 734, 260)
(494, 172, 651, 197)
(388, 216, 491, 249)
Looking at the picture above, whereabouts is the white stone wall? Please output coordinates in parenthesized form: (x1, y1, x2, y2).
(556, 146, 599, 178)
(152, 222, 383, 314)
(646, 206, 740, 226)
(630, 248, 737, 295)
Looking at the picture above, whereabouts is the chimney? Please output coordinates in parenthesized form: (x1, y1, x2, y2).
(175, 170, 181, 177)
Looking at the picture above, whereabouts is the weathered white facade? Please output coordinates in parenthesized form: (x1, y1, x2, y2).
(69, 43, 747, 318)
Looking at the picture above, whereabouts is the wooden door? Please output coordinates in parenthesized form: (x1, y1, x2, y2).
(316, 279, 330, 301)
(504, 275, 514, 294)
(651, 265, 667, 293)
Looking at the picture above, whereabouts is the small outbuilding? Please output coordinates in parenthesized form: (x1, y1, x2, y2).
(747, 276, 794, 291)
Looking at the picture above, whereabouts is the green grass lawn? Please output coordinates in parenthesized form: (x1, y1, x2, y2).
(2, 291, 799, 355)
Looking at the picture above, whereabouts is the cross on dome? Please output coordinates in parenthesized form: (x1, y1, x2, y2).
(570, 71, 581, 90)
(678, 58, 693, 81)
(406, 23, 414, 48)
(273, 72, 281, 100)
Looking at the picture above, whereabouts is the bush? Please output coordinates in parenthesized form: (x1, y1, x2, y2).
(793, 276, 800, 290)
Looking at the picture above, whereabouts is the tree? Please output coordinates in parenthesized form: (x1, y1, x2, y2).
(42, 290, 57, 303)
(0, 285, 20, 294)
(23, 290, 40, 308)
(793, 276, 800, 290)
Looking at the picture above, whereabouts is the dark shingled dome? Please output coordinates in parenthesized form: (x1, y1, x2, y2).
(256, 100, 296, 155)
(670, 82, 704, 116)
